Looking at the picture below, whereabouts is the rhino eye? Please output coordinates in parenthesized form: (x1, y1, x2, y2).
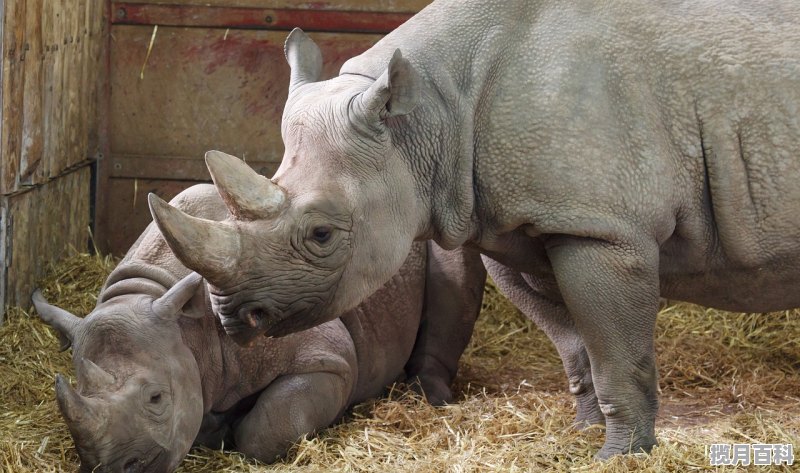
(141, 384, 169, 416)
(311, 226, 332, 243)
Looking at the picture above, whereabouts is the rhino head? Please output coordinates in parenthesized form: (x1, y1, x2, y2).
(33, 273, 205, 473)
(148, 30, 428, 342)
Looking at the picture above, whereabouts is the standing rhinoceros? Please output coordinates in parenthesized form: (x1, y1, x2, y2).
(34, 183, 485, 472)
(148, 0, 800, 459)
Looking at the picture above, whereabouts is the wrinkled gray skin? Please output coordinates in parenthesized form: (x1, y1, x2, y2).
(149, 0, 800, 459)
(34, 184, 485, 472)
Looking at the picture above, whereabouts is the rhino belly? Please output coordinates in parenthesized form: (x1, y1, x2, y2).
(660, 252, 800, 313)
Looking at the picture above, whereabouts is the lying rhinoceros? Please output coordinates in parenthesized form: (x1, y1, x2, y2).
(33, 183, 485, 472)
(148, 0, 800, 459)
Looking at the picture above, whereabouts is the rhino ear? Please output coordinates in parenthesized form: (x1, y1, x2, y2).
(32, 290, 82, 351)
(152, 272, 206, 321)
(285, 28, 323, 95)
(357, 49, 420, 120)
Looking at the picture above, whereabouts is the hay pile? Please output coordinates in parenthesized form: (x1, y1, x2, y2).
(1, 253, 798, 472)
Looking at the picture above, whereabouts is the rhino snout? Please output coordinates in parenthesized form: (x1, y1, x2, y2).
(219, 306, 276, 346)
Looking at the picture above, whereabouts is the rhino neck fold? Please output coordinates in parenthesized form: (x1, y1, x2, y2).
(100, 262, 180, 303)
(339, 1, 537, 249)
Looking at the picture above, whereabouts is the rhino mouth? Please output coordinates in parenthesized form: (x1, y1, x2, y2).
(219, 307, 280, 346)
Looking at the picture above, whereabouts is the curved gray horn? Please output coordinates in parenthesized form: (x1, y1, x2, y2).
(284, 28, 323, 95)
(152, 272, 205, 320)
(80, 358, 116, 394)
(55, 374, 105, 440)
(148, 193, 241, 282)
(205, 150, 286, 220)
(32, 290, 82, 351)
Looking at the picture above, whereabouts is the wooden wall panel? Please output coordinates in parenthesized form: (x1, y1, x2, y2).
(1, 0, 26, 193)
(0, 166, 91, 320)
(1, 0, 104, 194)
(0, 0, 106, 315)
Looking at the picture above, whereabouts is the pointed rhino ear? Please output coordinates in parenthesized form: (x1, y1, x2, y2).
(357, 49, 420, 119)
(285, 28, 323, 95)
(152, 272, 206, 321)
(32, 290, 83, 351)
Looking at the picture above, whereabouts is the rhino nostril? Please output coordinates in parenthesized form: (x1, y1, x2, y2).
(123, 458, 140, 473)
(243, 309, 264, 328)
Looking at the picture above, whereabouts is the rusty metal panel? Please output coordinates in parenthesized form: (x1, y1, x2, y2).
(102, 177, 196, 256)
(99, 26, 381, 254)
(109, 26, 382, 160)
(97, 1, 432, 255)
(112, 3, 414, 33)
(112, 2, 412, 33)
(118, 0, 431, 13)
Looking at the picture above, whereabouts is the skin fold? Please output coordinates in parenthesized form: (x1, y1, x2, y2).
(150, 0, 800, 459)
(35, 184, 485, 472)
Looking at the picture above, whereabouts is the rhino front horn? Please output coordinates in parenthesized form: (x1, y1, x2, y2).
(148, 193, 241, 282)
(205, 150, 286, 220)
(55, 374, 105, 439)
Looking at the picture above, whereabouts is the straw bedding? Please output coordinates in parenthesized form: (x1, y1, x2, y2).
(1, 253, 798, 472)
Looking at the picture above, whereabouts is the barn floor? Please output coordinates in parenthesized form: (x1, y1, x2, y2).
(1, 253, 798, 472)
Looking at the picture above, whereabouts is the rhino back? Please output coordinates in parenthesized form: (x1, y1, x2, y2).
(351, 0, 800, 309)
(339, 241, 427, 403)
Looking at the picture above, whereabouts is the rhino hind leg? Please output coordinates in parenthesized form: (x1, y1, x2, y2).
(405, 244, 487, 405)
(232, 372, 351, 463)
(547, 236, 660, 458)
(482, 257, 605, 428)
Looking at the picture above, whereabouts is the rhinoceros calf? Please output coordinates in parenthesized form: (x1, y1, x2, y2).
(34, 184, 485, 472)
(148, 0, 800, 459)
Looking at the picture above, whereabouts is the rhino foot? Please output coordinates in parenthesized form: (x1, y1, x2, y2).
(408, 373, 453, 406)
(572, 388, 605, 429)
(595, 431, 658, 460)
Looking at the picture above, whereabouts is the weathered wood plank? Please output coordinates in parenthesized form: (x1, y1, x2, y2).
(0, 165, 91, 317)
(1, 0, 27, 193)
(49, 0, 65, 178)
(78, 0, 90, 167)
(20, 0, 45, 186)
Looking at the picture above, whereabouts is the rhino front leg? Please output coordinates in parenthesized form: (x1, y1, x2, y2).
(233, 371, 351, 463)
(482, 256, 604, 428)
(405, 244, 486, 405)
(547, 235, 660, 458)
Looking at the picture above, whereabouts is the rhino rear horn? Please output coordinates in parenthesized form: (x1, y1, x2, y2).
(32, 290, 82, 351)
(81, 358, 116, 393)
(55, 374, 106, 440)
(285, 28, 323, 94)
(148, 193, 241, 282)
(205, 150, 286, 220)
